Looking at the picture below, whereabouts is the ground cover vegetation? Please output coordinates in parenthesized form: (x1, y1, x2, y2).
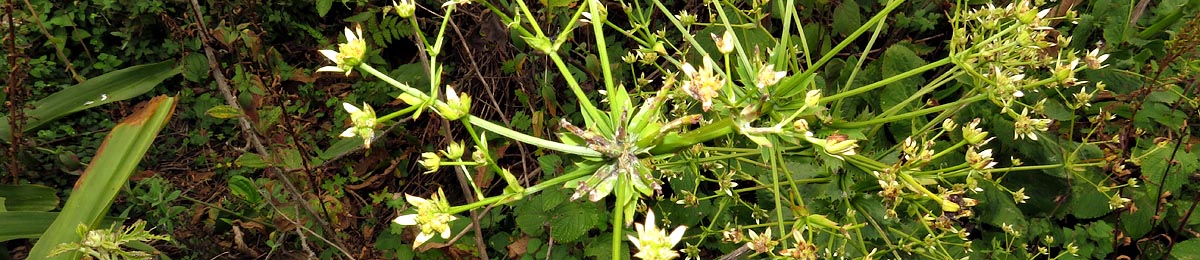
(1, 0, 1199, 259)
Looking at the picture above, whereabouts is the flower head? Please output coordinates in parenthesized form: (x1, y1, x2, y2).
(778, 229, 818, 260)
(680, 56, 725, 111)
(966, 146, 997, 171)
(393, 0, 415, 18)
(1013, 108, 1051, 141)
(318, 26, 367, 76)
(1085, 45, 1110, 69)
(628, 210, 687, 260)
(340, 102, 378, 148)
(746, 228, 777, 254)
(393, 188, 458, 249)
(755, 64, 787, 90)
(961, 118, 993, 146)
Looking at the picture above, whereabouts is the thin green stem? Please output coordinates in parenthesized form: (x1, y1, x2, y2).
(832, 94, 986, 128)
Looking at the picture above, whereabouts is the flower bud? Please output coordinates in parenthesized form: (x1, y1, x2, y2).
(444, 141, 465, 160)
(714, 30, 735, 55)
(804, 89, 822, 109)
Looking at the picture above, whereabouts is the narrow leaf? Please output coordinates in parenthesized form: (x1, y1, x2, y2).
(0, 60, 179, 142)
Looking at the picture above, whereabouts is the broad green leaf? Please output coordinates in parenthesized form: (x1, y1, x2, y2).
(316, 0, 333, 17)
(0, 60, 179, 142)
(549, 202, 598, 242)
(1171, 239, 1200, 260)
(235, 153, 270, 168)
(319, 137, 364, 161)
(228, 175, 262, 205)
(831, 0, 862, 36)
(879, 44, 926, 112)
(205, 105, 244, 119)
(28, 95, 177, 260)
(1138, 145, 1195, 196)
(976, 181, 1027, 230)
(0, 184, 59, 212)
(1124, 187, 1156, 239)
(0, 212, 62, 242)
(1064, 173, 1111, 219)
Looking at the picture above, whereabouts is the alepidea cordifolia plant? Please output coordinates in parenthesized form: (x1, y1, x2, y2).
(318, 0, 1119, 258)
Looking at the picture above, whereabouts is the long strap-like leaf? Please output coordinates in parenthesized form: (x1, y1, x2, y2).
(27, 95, 177, 259)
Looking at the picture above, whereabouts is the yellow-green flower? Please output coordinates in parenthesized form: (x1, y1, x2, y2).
(755, 64, 787, 90)
(318, 26, 367, 76)
(392, 188, 457, 249)
(628, 210, 687, 260)
(339, 102, 377, 148)
(680, 56, 725, 111)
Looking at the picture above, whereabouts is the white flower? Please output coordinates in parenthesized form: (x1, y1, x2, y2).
(393, 188, 457, 249)
(1085, 44, 1110, 69)
(628, 210, 687, 260)
(680, 56, 725, 111)
(966, 146, 997, 171)
(755, 64, 787, 90)
(340, 102, 377, 148)
(318, 26, 367, 76)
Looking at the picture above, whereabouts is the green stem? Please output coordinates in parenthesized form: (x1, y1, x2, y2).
(358, 64, 601, 157)
(612, 173, 626, 260)
(821, 57, 952, 103)
(649, 118, 735, 154)
(448, 162, 600, 214)
(832, 94, 986, 128)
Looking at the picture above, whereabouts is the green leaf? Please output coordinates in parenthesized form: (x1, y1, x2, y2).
(280, 148, 304, 170)
(0, 60, 179, 142)
(1064, 173, 1112, 219)
(1138, 145, 1195, 196)
(976, 181, 1027, 229)
(1124, 187, 1156, 239)
(1170, 239, 1200, 260)
(879, 44, 926, 112)
(27, 95, 177, 259)
(516, 211, 548, 237)
(236, 153, 270, 168)
(316, 0, 334, 17)
(205, 105, 244, 119)
(831, 0, 862, 36)
(550, 202, 599, 242)
(0, 184, 59, 212)
(0, 212, 58, 242)
(228, 175, 262, 205)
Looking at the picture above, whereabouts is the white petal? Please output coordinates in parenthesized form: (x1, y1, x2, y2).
(627, 235, 642, 249)
(319, 50, 340, 62)
(343, 27, 358, 42)
(343, 102, 362, 114)
(405, 194, 430, 205)
(341, 127, 357, 138)
(668, 226, 687, 245)
(413, 232, 434, 248)
(440, 227, 453, 239)
(393, 214, 418, 225)
(317, 66, 345, 73)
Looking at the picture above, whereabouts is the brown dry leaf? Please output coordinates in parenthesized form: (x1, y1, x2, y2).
(506, 235, 531, 259)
